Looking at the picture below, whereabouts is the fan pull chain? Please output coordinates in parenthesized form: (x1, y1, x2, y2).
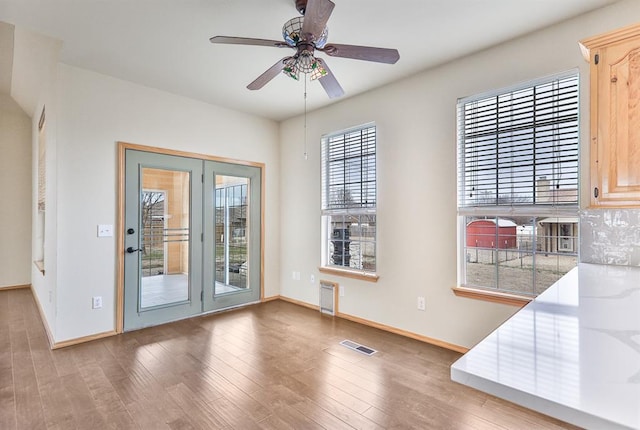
(304, 76, 308, 160)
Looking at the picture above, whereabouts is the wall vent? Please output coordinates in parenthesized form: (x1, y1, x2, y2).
(340, 339, 377, 356)
(320, 280, 336, 315)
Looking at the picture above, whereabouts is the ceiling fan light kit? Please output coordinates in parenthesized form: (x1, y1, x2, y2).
(209, 0, 400, 98)
(283, 54, 327, 81)
(282, 17, 329, 49)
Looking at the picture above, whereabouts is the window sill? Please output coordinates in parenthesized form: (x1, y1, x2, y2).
(319, 266, 379, 282)
(452, 286, 531, 307)
(34, 260, 45, 275)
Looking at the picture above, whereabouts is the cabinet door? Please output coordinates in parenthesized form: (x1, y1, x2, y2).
(591, 38, 640, 206)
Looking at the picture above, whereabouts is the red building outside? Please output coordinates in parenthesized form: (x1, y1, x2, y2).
(466, 219, 517, 249)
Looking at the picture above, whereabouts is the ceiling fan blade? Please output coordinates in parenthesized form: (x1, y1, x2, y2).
(320, 44, 400, 64)
(316, 59, 344, 99)
(301, 0, 335, 42)
(247, 57, 292, 90)
(210, 36, 289, 48)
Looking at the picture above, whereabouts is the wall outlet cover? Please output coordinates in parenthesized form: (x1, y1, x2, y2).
(92, 296, 103, 309)
(97, 224, 113, 237)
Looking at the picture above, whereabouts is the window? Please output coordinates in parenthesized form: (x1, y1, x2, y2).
(457, 71, 579, 297)
(35, 106, 46, 274)
(321, 124, 377, 276)
(215, 177, 249, 289)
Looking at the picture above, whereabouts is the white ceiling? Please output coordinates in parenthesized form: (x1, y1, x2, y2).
(0, 0, 619, 121)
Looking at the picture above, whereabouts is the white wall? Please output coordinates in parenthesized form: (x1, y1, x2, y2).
(278, 0, 640, 349)
(0, 94, 31, 288)
(52, 64, 280, 342)
(10, 26, 63, 340)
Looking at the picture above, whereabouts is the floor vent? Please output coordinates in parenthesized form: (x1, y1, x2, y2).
(340, 339, 377, 356)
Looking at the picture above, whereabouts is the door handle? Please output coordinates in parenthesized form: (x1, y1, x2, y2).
(126, 247, 141, 254)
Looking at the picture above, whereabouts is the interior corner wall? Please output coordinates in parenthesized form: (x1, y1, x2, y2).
(278, 0, 640, 349)
(53, 64, 280, 343)
(0, 94, 32, 288)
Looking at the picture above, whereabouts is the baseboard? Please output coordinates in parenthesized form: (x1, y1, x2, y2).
(277, 295, 468, 354)
(277, 295, 320, 311)
(26, 287, 467, 353)
(28, 286, 117, 350)
(29, 285, 56, 349)
(336, 311, 469, 354)
(32, 293, 275, 349)
(0, 283, 31, 291)
(52, 330, 118, 350)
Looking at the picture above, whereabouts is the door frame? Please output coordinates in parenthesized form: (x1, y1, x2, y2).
(116, 141, 265, 333)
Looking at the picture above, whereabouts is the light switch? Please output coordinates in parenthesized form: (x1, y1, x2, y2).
(97, 224, 113, 237)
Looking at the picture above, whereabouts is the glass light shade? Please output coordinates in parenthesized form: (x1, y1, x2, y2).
(283, 57, 300, 80)
(308, 59, 327, 81)
(282, 17, 329, 48)
(282, 53, 327, 81)
(282, 17, 303, 46)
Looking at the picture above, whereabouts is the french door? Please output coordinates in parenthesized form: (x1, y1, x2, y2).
(123, 148, 261, 331)
(202, 161, 262, 312)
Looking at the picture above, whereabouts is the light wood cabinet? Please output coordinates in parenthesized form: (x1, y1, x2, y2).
(580, 23, 640, 207)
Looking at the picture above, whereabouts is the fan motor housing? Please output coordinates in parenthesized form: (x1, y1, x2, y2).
(295, 0, 307, 14)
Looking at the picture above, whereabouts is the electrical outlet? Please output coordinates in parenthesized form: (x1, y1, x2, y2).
(92, 296, 103, 309)
(417, 296, 426, 311)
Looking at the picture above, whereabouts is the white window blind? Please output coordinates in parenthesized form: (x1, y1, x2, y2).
(322, 125, 376, 211)
(37, 107, 46, 212)
(458, 72, 579, 211)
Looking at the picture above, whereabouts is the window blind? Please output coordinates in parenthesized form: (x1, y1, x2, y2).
(457, 73, 579, 210)
(322, 125, 376, 211)
(37, 107, 46, 212)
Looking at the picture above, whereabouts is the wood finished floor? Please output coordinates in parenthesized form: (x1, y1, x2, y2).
(0, 288, 580, 429)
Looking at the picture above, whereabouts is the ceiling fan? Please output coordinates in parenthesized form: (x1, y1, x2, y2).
(209, 0, 400, 99)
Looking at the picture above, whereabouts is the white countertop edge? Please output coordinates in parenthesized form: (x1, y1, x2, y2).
(450, 366, 634, 430)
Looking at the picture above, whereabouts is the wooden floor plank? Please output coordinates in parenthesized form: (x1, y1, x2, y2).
(0, 289, 580, 430)
(0, 367, 17, 430)
(76, 362, 137, 429)
(205, 395, 263, 430)
(0, 325, 17, 430)
(9, 291, 46, 430)
(123, 398, 173, 429)
(292, 398, 357, 430)
(165, 382, 230, 429)
(37, 380, 78, 430)
(59, 372, 107, 429)
(200, 369, 272, 423)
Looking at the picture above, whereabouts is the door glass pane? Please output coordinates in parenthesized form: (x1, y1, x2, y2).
(215, 175, 249, 295)
(140, 168, 190, 309)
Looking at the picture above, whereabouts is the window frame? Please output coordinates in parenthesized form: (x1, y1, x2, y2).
(320, 123, 378, 281)
(455, 70, 580, 301)
(35, 106, 46, 275)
